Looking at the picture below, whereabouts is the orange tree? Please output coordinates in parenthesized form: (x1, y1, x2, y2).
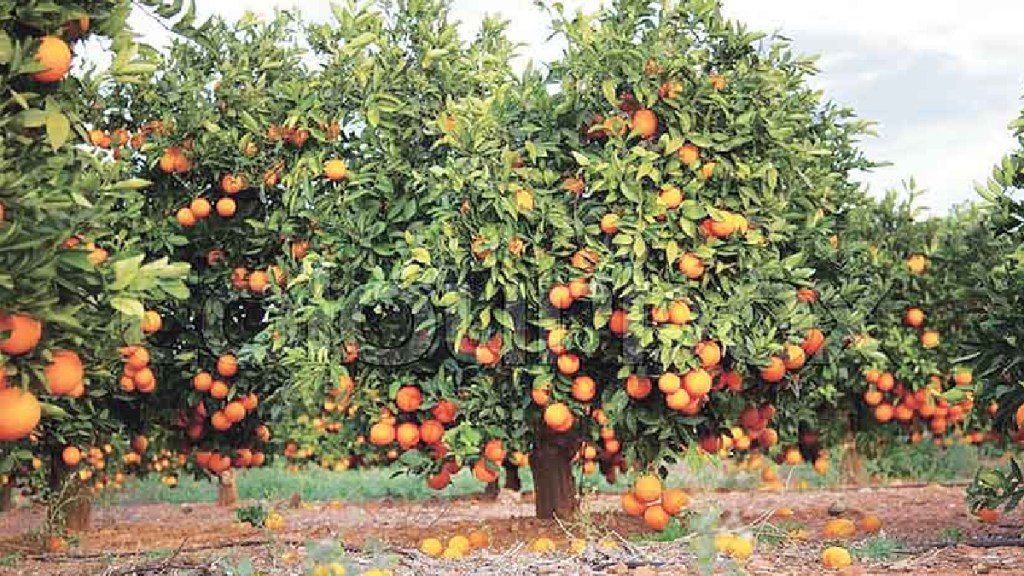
(255, 0, 876, 523)
(90, 11, 333, 500)
(0, 0, 189, 533)
(963, 104, 1024, 514)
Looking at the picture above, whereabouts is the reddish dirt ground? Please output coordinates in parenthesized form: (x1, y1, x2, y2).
(0, 484, 1022, 575)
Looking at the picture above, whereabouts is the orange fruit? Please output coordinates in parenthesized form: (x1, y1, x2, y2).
(544, 402, 574, 432)
(921, 330, 940, 348)
(822, 518, 856, 539)
(695, 342, 721, 368)
(216, 197, 236, 217)
(324, 159, 348, 181)
(651, 306, 670, 324)
(760, 357, 786, 383)
(710, 74, 726, 91)
(863, 389, 883, 406)
(241, 393, 259, 411)
(633, 475, 662, 503)
(141, 310, 162, 334)
(904, 307, 925, 327)
(953, 370, 972, 386)
(661, 488, 689, 515)
(548, 285, 573, 309)
(216, 354, 238, 378)
(396, 422, 421, 449)
(700, 161, 715, 180)
(874, 403, 894, 423)
(432, 399, 458, 424)
(190, 198, 212, 219)
(678, 253, 704, 280)
(906, 254, 927, 274)
(45, 350, 84, 395)
(658, 184, 683, 209)
(468, 530, 489, 550)
(131, 435, 148, 453)
(61, 446, 81, 466)
(625, 375, 652, 399)
(557, 353, 580, 375)
(630, 109, 658, 139)
(643, 504, 670, 531)
(426, 470, 451, 490)
(821, 546, 852, 569)
(665, 389, 691, 410)
(621, 492, 646, 516)
(976, 508, 998, 524)
(483, 439, 506, 463)
(876, 372, 895, 391)
(600, 213, 620, 235)
(571, 375, 597, 402)
(176, 207, 196, 227)
(1015, 403, 1024, 428)
(719, 371, 743, 392)
(657, 372, 681, 394)
(0, 314, 43, 356)
(472, 458, 498, 483)
(678, 142, 699, 165)
(32, 36, 72, 82)
(369, 422, 396, 446)
(395, 386, 423, 412)
(420, 420, 445, 445)
(220, 173, 246, 194)
(209, 380, 229, 400)
(224, 401, 246, 423)
(668, 301, 692, 324)
(608, 310, 628, 335)
(801, 328, 825, 355)
(683, 369, 712, 397)
(783, 344, 806, 370)
(859, 514, 882, 533)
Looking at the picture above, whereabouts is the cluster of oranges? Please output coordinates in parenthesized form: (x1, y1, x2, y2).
(59, 443, 129, 493)
(862, 368, 977, 438)
(419, 530, 489, 559)
(190, 354, 260, 435)
(230, 265, 285, 294)
(116, 345, 156, 394)
(620, 475, 690, 531)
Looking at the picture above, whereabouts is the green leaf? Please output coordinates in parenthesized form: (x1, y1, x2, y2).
(0, 31, 11, 65)
(110, 297, 145, 318)
(104, 178, 152, 190)
(45, 112, 70, 150)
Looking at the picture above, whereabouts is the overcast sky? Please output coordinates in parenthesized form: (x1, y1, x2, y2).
(129, 0, 1024, 214)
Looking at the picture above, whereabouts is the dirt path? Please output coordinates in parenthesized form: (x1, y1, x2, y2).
(1, 484, 1021, 575)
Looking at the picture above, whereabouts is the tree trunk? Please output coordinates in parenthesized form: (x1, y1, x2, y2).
(64, 497, 91, 532)
(217, 470, 238, 507)
(0, 482, 13, 512)
(483, 479, 500, 500)
(504, 462, 522, 493)
(839, 431, 866, 486)
(530, 429, 579, 519)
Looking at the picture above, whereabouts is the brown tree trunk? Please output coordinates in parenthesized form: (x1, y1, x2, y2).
(530, 429, 579, 519)
(0, 482, 13, 512)
(483, 479, 500, 500)
(217, 470, 238, 507)
(64, 497, 91, 532)
(839, 431, 866, 486)
(504, 462, 522, 493)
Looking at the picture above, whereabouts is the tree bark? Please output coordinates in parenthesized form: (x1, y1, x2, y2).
(529, 428, 579, 519)
(483, 479, 500, 500)
(217, 470, 238, 507)
(64, 497, 91, 532)
(0, 482, 13, 512)
(504, 462, 522, 493)
(839, 431, 866, 486)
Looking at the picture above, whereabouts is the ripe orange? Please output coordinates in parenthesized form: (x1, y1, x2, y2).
(220, 173, 246, 194)
(369, 422, 396, 446)
(876, 372, 894, 391)
(904, 307, 925, 328)
(783, 344, 806, 370)
(176, 207, 196, 227)
(571, 376, 597, 402)
(661, 488, 689, 515)
(420, 420, 445, 445)
(0, 314, 43, 356)
(710, 74, 726, 91)
(921, 330, 940, 348)
(515, 188, 534, 212)
(668, 301, 692, 324)
(224, 401, 246, 423)
(630, 109, 658, 139)
(719, 371, 743, 392)
(874, 403, 894, 423)
(626, 375, 652, 399)
(657, 372, 681, 394)
(61, 446, 81, 467)
(678, 143, 699, 165)
(634, 474, 662, 503)
(651, 306, 670, 324)
(822, 518, 856, 539)
(472, 459, 498, 483)
(657, 184, 682, 209)
(141, 310, 162, 334)
(700, 161, 715, 180)
(678, 253, 705, 280)
(32, 37, 72, 82)
(906, 254, 927, 274)
(600, 213, 620, 235)
(216, 354, 238, 378)
(568, 278, 590, 299)
(426, 470, 451, 490)
(483, 439, 506, 463)
(544, 402, 574, 432)
(190, 198, 212, 219)
(863, 388, 882, 406)
(395, 386, 423, 412)
(821, 546, 852, 569)
(548, 285, 573, 309)
(621, 492, 646, 516)
(1016, 403, 1024, 428)
(683, 369, 712, 397)
(396, 422, 421, 449)
(665, 389, 691, 410)
(557, 353, 580, 375)
(976, 508, 999, 524)
(801, 328, 825, 355)
(760, 357, 785, 383)
(695, 341, 721, 368)
(468, 530, 489, 550)
(433, 399, 458, 424)
(608, 310, 628, 336)
(216, 197, 237, 218)
(45, 350, 84, 395)
(643, 504, 671, 531)
(324, 159, 348, 181)
(859, 514, 882, 533)
(953, 370, 972, 386)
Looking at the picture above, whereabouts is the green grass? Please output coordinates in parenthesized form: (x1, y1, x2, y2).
(852, 535, 906, 560)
